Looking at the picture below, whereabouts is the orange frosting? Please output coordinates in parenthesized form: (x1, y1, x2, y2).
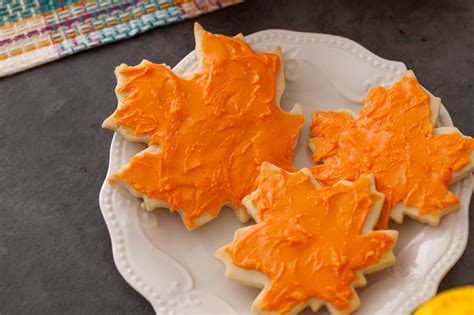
(225, 165, 394, 313)
(310, 75, 474, 229)
(110, 28, 304, 228)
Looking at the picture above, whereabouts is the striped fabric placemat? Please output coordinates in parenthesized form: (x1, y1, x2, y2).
(0, 0, 241, 77)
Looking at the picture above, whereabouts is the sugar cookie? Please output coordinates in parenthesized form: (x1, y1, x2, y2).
(216, 162, 397, 314)
(102, 24, 304, 229)
(309, 71, 474, 229)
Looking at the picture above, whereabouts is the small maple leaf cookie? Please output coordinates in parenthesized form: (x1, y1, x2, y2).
(216, 162, 397, 315)
(309, 71, 474, 229)
(102, 24, 304, 229)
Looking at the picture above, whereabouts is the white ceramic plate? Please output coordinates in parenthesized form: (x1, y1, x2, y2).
(99, 29, 472, 315)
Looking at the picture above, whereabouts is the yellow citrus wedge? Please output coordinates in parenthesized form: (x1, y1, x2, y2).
(414, 286, 474, 315)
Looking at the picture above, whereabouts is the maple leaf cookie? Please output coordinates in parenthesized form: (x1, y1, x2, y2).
(309, 71, 474, 229)
(216, 162, 397, 315)
(102, 24, 304, 229)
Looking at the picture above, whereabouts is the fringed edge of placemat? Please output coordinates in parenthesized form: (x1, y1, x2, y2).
(0, 0, 242, 78)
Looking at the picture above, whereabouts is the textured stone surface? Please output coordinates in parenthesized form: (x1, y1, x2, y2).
(0, 0, 472, 313)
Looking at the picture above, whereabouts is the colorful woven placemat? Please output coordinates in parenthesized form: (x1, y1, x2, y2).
(0, 0, 241, 77)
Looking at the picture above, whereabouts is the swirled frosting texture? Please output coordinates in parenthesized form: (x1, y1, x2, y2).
(225, 164, 394, 313)
(310, 75, 474, 229)
(109, 28, 304, 228)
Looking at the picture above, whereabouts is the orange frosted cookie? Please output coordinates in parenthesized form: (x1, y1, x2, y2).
(309, 71, 474, 229)
(216, 162, 397, 315)
(102, 24, 304, 229)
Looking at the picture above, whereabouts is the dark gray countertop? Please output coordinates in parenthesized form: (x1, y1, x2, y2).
(1, 0, 473, 313)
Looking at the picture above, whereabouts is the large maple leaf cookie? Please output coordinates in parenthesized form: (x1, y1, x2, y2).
(102, 24, 304, 229)
(216, 162, 397, 315)
(309, 71, 474, 229)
